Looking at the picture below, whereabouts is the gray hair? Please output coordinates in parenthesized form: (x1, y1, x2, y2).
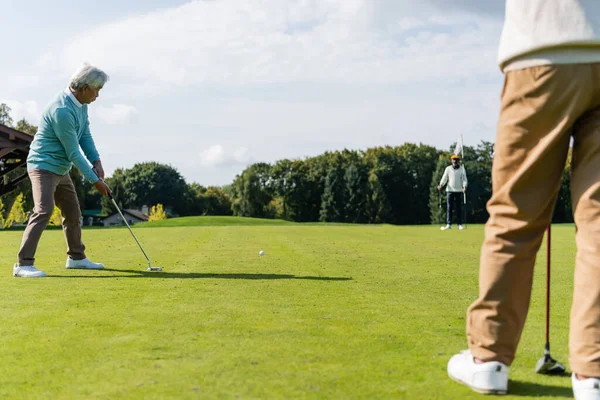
(69, 63, 109, 91)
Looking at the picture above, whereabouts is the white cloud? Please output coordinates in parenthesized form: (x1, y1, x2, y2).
(0, 0, 506, 186)
(426, 0, 504, 17)
(92, 104, 139, 125)
(36, 0, 501, 92)
(232, 147, 250, 163)
(199, 145, 226, 167)
(198, 144, 251, 167)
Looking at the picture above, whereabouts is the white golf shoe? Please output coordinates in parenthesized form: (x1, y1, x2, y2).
(66, 257, 104, 270)
(572, 373, 600, 400)
(458, 225, 465, 230)
(13, 264, 47, 278)
(448, 350, 509, 395)
(441, 224, 451, 231)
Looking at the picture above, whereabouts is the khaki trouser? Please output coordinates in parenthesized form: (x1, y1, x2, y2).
(17, 169, 86, 266)
(466, 64, 600, 377)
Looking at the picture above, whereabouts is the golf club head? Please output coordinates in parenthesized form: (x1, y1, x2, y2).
(535, 354, 567, 375)
(148, 266, 163, 272)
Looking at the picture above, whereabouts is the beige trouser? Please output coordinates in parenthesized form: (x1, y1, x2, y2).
(466, 64, 600, 377)
(17, 169, 86, 266)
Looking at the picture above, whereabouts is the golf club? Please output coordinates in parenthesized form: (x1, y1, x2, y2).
(535, 225, 565, 375)
(94, 169, 162, 272)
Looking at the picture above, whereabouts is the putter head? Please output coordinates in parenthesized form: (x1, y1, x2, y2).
(147, 261, 162, 272)
(535, 354, 567, 375)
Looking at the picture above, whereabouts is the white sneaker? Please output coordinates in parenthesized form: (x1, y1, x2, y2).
(441, 224, 451, 231)
(448, 350, 509, 395)
(66, 257, 104, 270)
(459, 225, 465, 230)
(572, 373, 600, 400)
(13, 264, 47, 278)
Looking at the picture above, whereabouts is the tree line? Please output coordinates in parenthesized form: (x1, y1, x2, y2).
(230, 142, 572, 225)
(0, 103, 573, 225)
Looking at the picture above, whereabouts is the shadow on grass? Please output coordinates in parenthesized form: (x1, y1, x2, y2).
(509, 377, 572, 397)
(50, 268, 353, 281)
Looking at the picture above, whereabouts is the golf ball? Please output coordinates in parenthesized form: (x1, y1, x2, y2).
(259, 250, 265, 256)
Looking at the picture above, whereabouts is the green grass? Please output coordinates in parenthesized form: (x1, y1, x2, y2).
(140, 216, 294, 228)
(0, 217, 576, 399)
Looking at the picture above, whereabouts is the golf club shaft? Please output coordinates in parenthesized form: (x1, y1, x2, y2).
(546, 226, 551, 345)
(111, 197, 152, 265)
(92, 169, 158, 270)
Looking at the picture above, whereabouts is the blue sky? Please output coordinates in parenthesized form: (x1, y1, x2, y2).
(0, 0, 506, 186)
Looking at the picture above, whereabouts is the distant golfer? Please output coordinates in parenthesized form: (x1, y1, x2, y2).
(448, 1, 600, 398)
(437, 155, 467, 231)
(14, 64, 112, 278)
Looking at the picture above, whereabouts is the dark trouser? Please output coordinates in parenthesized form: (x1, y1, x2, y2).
(17, 169, 86, 266)
(446, 192, 463, 225)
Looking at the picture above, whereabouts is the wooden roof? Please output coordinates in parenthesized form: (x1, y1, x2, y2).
(0, 123, 33, 196)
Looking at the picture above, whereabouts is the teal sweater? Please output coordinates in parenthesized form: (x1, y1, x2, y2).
(27, 89, 100, 183)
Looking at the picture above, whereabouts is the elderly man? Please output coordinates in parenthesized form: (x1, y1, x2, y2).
(448, 1, 600, 398)
(14, 64, 112, 278)
(438, 155, 468, 231)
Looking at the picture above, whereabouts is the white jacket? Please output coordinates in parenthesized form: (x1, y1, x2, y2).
(499, 0, 600, 71)
(440, 166, 468, 193)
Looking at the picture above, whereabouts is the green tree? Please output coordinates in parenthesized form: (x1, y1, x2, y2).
(183, 183, 234, 216)
(14, 118, 37, 135)
(0, 103, 13, 127)
(185, 182, 207, 216)
(395, 143, 439, 224)
(83, 181, 103, 213)
(344, 161, 368, 223)
(221, 184, 234, 198)
(232, 163, 273, 218)
(202, 186, 233, 215)
(102, 168, 127, 214)
(366, 168, 392, 223)
(270, 159, 294, 220)
(429, 156, 450, 225)
(271, 159, 316, 222)
(102, 163, 189, 216)
(320, 153, 346, 222)
(364, 147, 410, 224)
(304, 154, 329, 222)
